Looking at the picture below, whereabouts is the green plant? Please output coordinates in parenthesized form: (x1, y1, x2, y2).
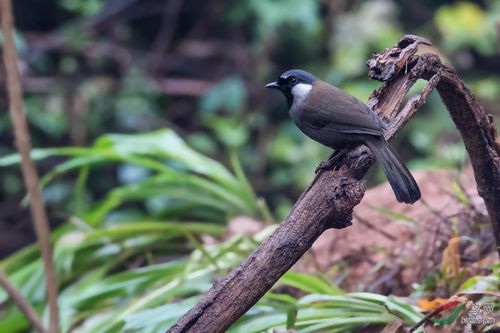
(0, 128, 270, 332)
(2, 224, 424, 332)
(0, 127, 426, 332)
(0, 129, 268, 223)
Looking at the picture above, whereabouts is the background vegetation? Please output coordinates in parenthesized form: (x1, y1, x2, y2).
(0, 0, 498, 332)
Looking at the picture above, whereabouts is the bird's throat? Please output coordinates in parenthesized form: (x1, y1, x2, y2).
(290, 83, 312, 109)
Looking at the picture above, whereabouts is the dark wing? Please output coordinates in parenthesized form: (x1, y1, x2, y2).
(300, 81, 386, 136)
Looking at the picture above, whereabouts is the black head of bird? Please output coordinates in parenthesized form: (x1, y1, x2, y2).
(266, 69, 421, 204)
(265, 69, 317, 108)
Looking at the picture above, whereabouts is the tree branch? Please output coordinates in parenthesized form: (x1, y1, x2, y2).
(0, 1, 60, 332)
(432, 59, 500, 250)
(368, 38, 500, 250)
(0, 271, 48, 333)
(167, 35, 500, 332)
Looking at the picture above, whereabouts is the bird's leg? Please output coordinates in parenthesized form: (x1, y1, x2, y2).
(315, 150, 346, 174)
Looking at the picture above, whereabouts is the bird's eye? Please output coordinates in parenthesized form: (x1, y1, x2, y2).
(289, 76, 297, 85)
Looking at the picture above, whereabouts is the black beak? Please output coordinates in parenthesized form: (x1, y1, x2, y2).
(265, 81, 279, 89)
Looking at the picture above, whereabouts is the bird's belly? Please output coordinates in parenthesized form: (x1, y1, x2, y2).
(289, 105, 358, 149)
(297, 125, 356, 149)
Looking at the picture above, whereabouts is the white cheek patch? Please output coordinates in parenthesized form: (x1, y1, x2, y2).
(291, 83, 312, 106)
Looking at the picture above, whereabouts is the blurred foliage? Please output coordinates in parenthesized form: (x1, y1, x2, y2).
(1, 0, 499, 332)
(435, 1, 499, 54)
(0, 129, 269, 222)
(0, 224, 425, 332)
(2, 0, 500, 210)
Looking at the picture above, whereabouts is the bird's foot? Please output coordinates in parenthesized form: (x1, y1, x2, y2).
(315, 159, 334, 174)
(315, 151, 346, 174)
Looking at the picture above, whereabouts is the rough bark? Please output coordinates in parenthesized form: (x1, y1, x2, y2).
(167, 35, 500, 333)
(433, 61, 500, 248)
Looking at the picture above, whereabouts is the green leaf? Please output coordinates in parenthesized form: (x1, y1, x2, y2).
(96, 129, 240, 190)
(298, 294, 386, 313)
(280, 272, 344, 295)
(451, 181, 469, 205)
(297, 314, 396, 333)
(83, 222, 224, 242)
(229, 313, 287, 333)
(124, 298, 198, 332)
(435, 2, 495, 54)
(286, 306, 297, 329)
(351, 293, 422, 324)
(265, 292, 297, 305)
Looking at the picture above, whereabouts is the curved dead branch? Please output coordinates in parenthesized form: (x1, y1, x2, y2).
(167, 35, 500, 333)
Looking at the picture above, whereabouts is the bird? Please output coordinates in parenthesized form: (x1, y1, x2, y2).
(265, 69, 421, 204)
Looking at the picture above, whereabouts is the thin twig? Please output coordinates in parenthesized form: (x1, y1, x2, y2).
(353, 212, 397, 241)
(408, 307, 443, 332)
(0, 1, 60, 332)
(149, 0, 184, 73)
(0, 271, 48, 333)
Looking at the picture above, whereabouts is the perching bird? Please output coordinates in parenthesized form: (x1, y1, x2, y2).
(265, 69, 421, 204)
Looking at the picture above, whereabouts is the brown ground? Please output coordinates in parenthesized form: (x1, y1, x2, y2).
(295, 166, 497, 296)
(225, 166, 498, 297)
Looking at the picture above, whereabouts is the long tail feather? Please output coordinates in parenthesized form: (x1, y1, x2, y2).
(365, 138, 421, 204)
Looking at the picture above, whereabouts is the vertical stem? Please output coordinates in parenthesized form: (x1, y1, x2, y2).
(0, 271, 48, 333)
(0, 1, 60, 332)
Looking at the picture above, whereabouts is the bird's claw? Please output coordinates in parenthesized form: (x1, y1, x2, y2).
(315, 159, 335, 174)
(315, 150, 346, 174)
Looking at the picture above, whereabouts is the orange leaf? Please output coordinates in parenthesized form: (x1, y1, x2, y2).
(440, 236, 461, 277)
(418, 298, 449, 311)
